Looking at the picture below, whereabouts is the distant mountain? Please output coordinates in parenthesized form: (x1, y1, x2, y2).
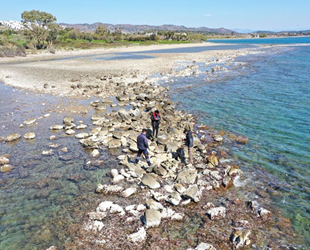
(232, 28, 254, 34)
(59, 22, 237, 35)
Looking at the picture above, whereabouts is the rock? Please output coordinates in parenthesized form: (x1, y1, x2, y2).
(76, 124, 87, 130)
(165, 141, 180, 152)
(222, 176, 233, 187)
(230, 230, 251, 249)
(174, 183, 186, 193)
(182, 184, 200, 202)
(192, 242, 217, 250)
(167, 191, 182, 206)
(171, 213, 184, 221)
(144, 209, 161, 228)
(24, 132, 36, 140)
(145, 199, 164, 210)
(236, 135, 249, 144)
(248, 200, 259, 211)
(87, 212, 107, 221)
(49, 135, 57, 140)
(206, 207, 226, 220)
(207, 151, 219, 166)
(141, 174, 161, 189)
(42, 150, 54, 156)
(118, 109, 131, 122)
(112, 175, 125, 184)
(110, 204, 125, 216)
(24, 118, 36, 125)
(96, 184, 123, 194)
(128, 227, 146, 243)
(213, 134, 223, 142)
(87, 220, 104, 232)
(96, 201, 113, 212)
(6, 133, 21, 142)
(228, 165, 243, 177)
(0, 164, 13, 173)
(0, 156, 10, 165)
(258, 207, 272, 221)
(75, 132, 89, 139)
(50, 125, 63, 130)
(108, 139, 122, 149)
(121, 186, 137, 198)
(65, 129, 75, 135)
(176, 168, 197, 184)
(153, 165, 168, 176)
(91, 149, 100, 158)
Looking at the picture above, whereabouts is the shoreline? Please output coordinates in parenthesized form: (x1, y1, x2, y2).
(0, 43, 305, 249)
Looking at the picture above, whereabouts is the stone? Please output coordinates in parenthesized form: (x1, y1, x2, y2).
(145, 199, 164, 210)
(174, 183, 186, 193)
(141, 174, 161, 189)
(182, 185, 200, 202)
(76, 124, 87, 130)
(236, 135, 249, 144)
(128, 227, 146, 243)
(0, 156, 10, 165)
(24, 118, 36, 125)
(6, 133, 21, 142)
(231, 230, 251, 249)
(171, 213, 184, 221)
(193, 243, 217, 250)
(176, 168, 197, 184)
(112, 175, 125, 184)
(91, 149, 100, 158)
(206, 207, 226, 220)
(24, 132, 36, 140)
(213, 134, 223, 142)
(96, 184, 123, 194)
(121, 186, 137, 198)
(49, 135, 57, 140)
(65, 129, 75, 135)
(208, 152, 219, 166)
(110, 169, 119, 178)
(42, 150, 53, 156)
(144, 209, 161, 228)
(96, 201, 113, 213)
(87, 212, 107, 221)
(108, 139, 122, 149)
(118, 109, 131, 121)
(0, 164, 13, 173)
(258, 207, 272, 221)
(167, 191, 182, 206)
(110, 204, 125, 216)
(153, 165, 168, 176)
(75, 132, 89, 139)
(50, 125, 63, 130)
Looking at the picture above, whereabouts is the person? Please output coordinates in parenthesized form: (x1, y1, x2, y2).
(151, 110, 161, 138)
(184, 128, 194, 164)
(135, 128, 151, 167)
(176, 146, 186, 164)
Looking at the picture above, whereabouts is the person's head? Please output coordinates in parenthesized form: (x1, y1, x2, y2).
(155, 110, 159, 114)
(183, 129, 188, 134)
(142, 128, 147, 134)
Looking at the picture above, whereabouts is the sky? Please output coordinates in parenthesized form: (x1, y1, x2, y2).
(1, 0, 310, 32)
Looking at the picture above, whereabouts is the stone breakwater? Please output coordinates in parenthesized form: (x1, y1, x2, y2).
(11, 78, 295, 249)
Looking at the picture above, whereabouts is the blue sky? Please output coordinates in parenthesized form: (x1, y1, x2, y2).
(1, 0, 309, 31)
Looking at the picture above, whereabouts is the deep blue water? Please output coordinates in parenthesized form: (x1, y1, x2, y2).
(168, 42, 310, 244)
(208, 36, 310, 44)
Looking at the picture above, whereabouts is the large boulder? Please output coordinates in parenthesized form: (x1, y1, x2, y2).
(118, 109, 131, 122)
(108, 139, 122, 149)
(182, 184, 200, 202)
(206, 207, 226, 220)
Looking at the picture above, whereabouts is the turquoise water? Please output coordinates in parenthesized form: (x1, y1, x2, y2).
(168, 42, 310, 245)
(209, 36, 310, 44)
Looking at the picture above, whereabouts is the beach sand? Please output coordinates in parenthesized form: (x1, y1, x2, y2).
(0, 42, 256, 97)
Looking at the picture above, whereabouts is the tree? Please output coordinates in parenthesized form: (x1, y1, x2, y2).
(95, 25, 109, 36)
(21, 10, 57, 49)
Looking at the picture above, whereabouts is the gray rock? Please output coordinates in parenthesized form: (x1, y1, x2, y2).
(50, 125, 63, 130)
(108, 139, 122, 149)
(153, 165, 168, 176)
(121, 186, 137, 198)
(118, 109, 131, 122)
(176, 168, 197, 184)
(141, 174, 161, 189)
(182, 184, 200, 202)
(63, 117, 74, 125)
(144, 209, 161, 228)
(75, 132, 90, 139)
(0, 156, 10, 165)
(0, 164, 13, 173)
(167, 191, 182, 206)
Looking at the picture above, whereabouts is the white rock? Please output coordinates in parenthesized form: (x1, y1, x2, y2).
(136, 204, 146, 212)
(110, 169, 119, 178)
(110, 204, 125, 216)
(128, 227, 147, 243)
(206, 207, 226, 220)
(121, 186, 137, 198)
(171, 213, 184, 221)
(96, 201, 113, 212)
(66, 129, 75, 135)
(112, 174, 125, 184)
(91, 149, 100, 158)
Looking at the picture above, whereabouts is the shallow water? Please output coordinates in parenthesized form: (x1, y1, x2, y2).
(166, 44, 310, 246)
(0, 84, 119, 249)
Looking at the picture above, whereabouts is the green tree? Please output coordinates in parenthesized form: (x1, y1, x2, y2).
(95, 25, 109, 36)
(21, 10, 57, 49)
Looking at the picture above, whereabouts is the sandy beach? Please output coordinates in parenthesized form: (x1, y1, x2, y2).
(0, 42, 257, 97)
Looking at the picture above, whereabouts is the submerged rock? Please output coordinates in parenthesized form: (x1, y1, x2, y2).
(0, 156, 10, 165)
(6, 133, 21, 142)
(50, 125, 63, 130)
(24, 118, 36, 125)
(24, 132, 36, 140)
(0, 164, 13, 173)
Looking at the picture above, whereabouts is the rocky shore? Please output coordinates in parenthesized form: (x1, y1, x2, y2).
(0, 43, 304, 249)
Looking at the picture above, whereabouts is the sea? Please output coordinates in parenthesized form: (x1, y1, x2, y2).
(166, 36, 310, 247)
(0, 37, 309, 249)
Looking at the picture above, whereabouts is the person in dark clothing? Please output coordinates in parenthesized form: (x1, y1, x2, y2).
(151, 110, 161, 138)
(176, 146, 186, 164)
(184, 129, 194, 164)
(146, 128, 154, 141)
(135, 128, 152, 166)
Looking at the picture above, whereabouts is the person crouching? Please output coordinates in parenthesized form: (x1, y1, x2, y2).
(135, 128, 152, 167)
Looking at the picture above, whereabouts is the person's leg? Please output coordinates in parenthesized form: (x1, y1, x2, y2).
(188, 147, 193, 164)
(152, 122, 156, 137)
(143, 150, 152, 166)
(135, 149, 143, 164)
(155, 123, 159, 137)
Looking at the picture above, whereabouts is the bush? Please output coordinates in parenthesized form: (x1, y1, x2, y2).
(0, 44, 26, 57)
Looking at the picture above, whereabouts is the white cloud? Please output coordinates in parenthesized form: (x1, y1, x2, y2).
(204, 14, 212, 17)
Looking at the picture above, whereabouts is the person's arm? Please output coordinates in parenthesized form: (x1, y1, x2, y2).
(144, 136, 149, 148)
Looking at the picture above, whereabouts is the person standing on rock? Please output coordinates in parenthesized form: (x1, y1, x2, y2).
(184, 128, 194, 165)
(135, 128, 152, 167)
(151, 110, 161, 138)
